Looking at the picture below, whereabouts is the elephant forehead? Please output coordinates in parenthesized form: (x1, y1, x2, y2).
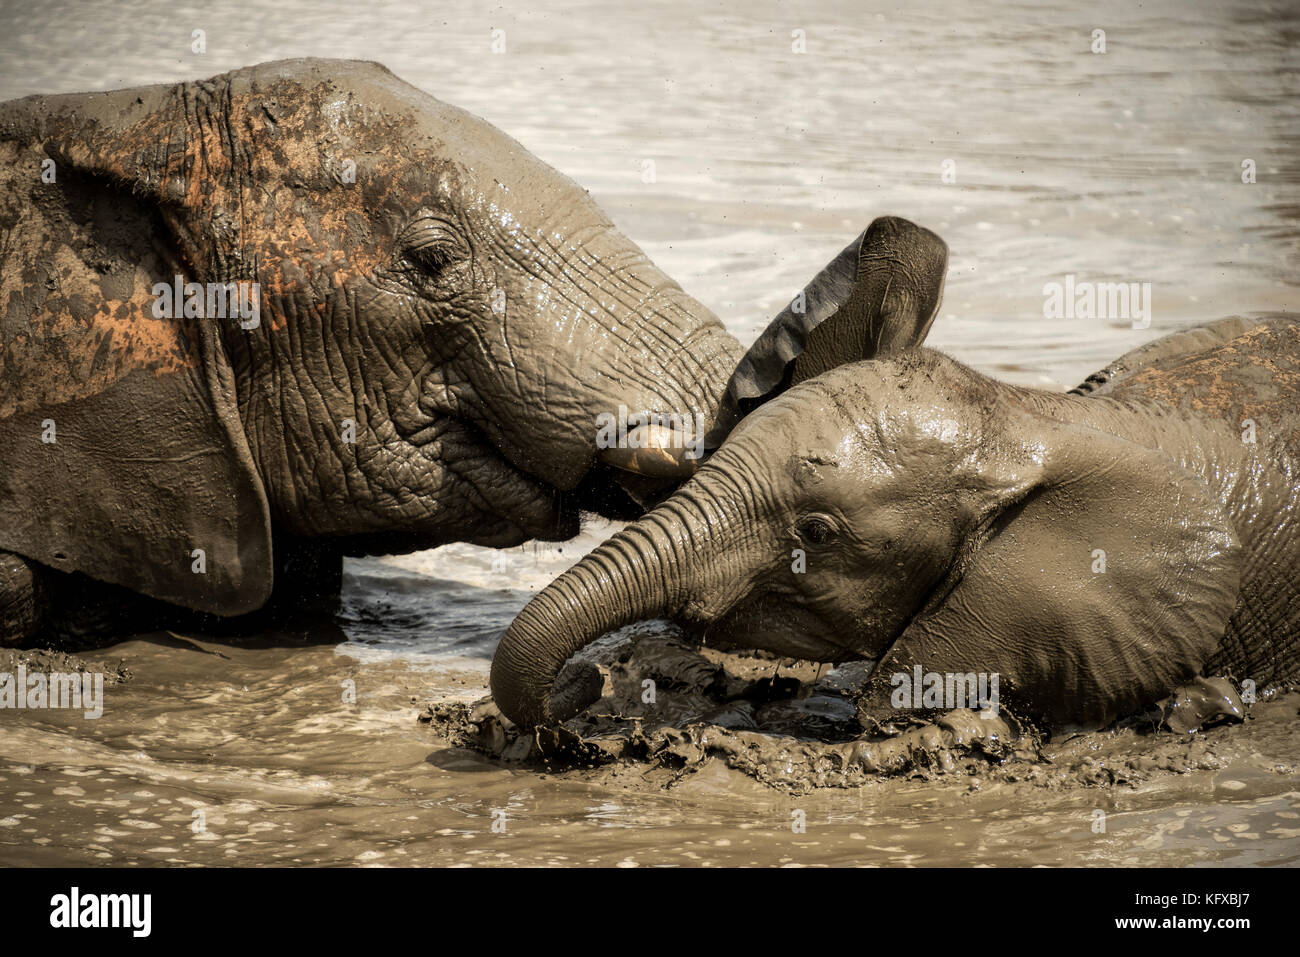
(237, 65, 616, 291)
(724, 385, 978, 494)
(719, 394, 867, 482)
(310, 70, 602, 222)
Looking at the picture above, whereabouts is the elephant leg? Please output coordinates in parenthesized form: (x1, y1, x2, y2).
(267, 534, 344, 614)
(0, 551, 49, 647)
(173, 536, 342, 638)
(1, 539, 342, 649)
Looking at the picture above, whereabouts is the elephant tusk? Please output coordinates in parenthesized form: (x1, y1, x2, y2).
(598, 424, 700, 477)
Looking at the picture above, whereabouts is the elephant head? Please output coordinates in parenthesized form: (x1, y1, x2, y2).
(0, 58, 742, 615)
(491, 283, 1244, 734)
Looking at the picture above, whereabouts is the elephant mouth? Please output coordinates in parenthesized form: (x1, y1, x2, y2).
(503, 457, 676, 535)
(404, 410, 668, 545)
(692, 597, 865, 663)
(685, 571, 953, 668)
(855, 552, 972, 671)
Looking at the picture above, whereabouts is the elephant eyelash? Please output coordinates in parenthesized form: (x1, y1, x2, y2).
(405, 241, 456, 273)
(405, 244, 457, 274)
(795, 515, 838, 546)
(402, 221, 467, 274)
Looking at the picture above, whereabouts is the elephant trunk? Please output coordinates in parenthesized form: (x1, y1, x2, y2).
(491, 494, 711, 728)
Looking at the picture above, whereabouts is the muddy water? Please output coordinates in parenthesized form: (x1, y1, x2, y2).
(2, 0, 1299, 866)
(3, 636, 1298, 866)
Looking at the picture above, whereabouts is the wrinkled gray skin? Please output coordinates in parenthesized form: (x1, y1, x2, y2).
(0, 58, 743, 645)
(492, 314, 1300, 731)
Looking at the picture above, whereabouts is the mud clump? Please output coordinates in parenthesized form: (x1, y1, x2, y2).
(0, 645, 132, 684)
(422, 628, 1041, 793)
(1160, 676, 1245, 733)
(422, 629, 1300, 793)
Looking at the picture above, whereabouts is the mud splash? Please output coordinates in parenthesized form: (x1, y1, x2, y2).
(427, 632, 1031, 793)
(0, 647, 132, 688)
(423, 627, 1299, 796)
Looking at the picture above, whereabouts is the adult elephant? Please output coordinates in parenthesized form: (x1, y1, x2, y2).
(0, 58, 746, 645)
(491, 312, 1300, 732)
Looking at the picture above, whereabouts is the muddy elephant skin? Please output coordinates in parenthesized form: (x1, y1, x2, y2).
(491, 314, 1300, 731)
(0, 58, 746, 644)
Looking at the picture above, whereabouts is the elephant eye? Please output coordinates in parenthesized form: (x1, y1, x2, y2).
(401, 216, 467, 275)
(796, 514, 837, 546)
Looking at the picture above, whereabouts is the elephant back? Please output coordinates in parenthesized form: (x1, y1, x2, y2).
(1104, 315, 1300, 686)
(1101, 315, 1300, 462)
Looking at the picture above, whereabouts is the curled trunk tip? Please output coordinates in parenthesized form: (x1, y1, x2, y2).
(490, 503, 696, 727)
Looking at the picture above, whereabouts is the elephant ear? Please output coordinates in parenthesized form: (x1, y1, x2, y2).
(0, 84, 273, 615)
(870, 412, 1242, 730)
(705, 216, 947, 450)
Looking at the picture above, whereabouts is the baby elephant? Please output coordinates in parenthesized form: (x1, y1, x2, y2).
(492, 312, 1299, 731)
